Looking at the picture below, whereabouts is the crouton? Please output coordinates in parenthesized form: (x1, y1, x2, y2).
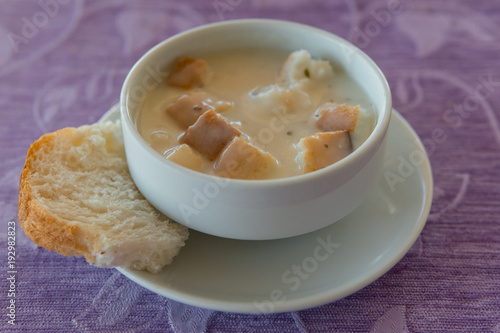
(165, 144, 207, 172)
(315, 103, 359, 132)
(296, 131, 353, 173)
(214, 137, 277, 180)
(179, 109, 240, 160)
(167, 56, 208, 89)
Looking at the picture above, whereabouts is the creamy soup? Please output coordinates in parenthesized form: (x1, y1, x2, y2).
(136, 48, 375, 179)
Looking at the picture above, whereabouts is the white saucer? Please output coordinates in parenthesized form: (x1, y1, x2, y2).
(101, 106, 433, 314)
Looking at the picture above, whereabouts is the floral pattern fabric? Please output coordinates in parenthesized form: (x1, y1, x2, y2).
(1, 0, 499, 332)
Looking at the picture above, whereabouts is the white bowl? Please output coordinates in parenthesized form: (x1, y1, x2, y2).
(120, 19, 392, 240)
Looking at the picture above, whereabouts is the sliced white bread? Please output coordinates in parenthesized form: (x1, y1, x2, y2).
(18, 120, 189, 273)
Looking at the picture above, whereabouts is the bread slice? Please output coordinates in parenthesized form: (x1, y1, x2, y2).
(18, 120, 189, 273)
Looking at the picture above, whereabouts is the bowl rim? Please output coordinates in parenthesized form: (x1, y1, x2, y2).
(120, 18, 392, 188)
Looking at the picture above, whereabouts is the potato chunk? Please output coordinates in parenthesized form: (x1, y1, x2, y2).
(296, 131, 353, 173)
(179, 109, 240, 160)
(167, 56, 208, 89)
(214, 137, 277, 180)
(315, 103, 359, 132)
(165, 144, 207, 172)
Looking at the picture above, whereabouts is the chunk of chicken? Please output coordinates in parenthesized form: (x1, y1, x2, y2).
(179, 109, 240, 160)
(166, 94, 211, 129)
(296, 131, 353, 173)
(315, 103, 359, 132)
(166, 93, 233, 129)
(214, 137, 277, 180)
(167, 56, 208, 89)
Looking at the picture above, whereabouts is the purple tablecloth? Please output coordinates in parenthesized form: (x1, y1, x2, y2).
(1, 0, 499, 332)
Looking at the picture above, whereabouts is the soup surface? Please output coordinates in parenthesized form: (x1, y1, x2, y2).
(136, 48, 375, 179)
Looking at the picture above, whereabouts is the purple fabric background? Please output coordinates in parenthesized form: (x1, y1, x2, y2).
(1, 0, 499, 332)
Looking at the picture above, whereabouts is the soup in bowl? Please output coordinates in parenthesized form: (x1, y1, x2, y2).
(120, 19, 392, 240)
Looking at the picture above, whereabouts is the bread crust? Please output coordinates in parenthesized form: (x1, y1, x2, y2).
(18, 128, 97, 263)
(18, 123, 188, 272)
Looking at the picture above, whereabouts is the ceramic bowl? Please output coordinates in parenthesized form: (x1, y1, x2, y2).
(120, 19, 392, 240)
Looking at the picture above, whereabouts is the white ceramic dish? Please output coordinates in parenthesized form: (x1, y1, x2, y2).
(101, 105, 433, 314)
(120, 19, 392, 240)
